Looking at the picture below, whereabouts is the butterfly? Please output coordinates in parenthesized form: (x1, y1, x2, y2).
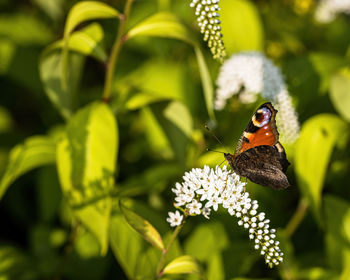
(224, 102, 290, 189)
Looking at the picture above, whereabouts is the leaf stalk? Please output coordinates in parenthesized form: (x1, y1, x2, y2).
(102, 0, 133, 102)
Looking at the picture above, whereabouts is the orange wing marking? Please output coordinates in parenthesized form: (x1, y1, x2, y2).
(239, 124, 276, 153)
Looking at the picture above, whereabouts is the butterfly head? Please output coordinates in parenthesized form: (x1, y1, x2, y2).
(223, 152, 235, 169)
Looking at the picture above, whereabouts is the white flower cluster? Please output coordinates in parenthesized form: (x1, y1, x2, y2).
(166, 165, 284, 267)
(215, 51, 300, 144)
(275, 89, 300, 144)
(315, 0, 350, 23)
(190, 0, 226, 61)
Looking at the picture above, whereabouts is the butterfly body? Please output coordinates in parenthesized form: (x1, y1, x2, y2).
(225, 102, 290, 190)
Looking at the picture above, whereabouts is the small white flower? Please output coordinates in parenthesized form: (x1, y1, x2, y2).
(205, 195, 222, 211)
(315, 0, 350, 23)
(166, 211, 183, 227)
(215, 51, 300, 144)
(187, 200, 202, 215)
(174, 194, 187, 207)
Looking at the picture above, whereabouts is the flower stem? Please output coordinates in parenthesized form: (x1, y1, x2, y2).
(285, 198, 309, 238)
(155, 223, 184, 279)
(102, 0, 133, 102)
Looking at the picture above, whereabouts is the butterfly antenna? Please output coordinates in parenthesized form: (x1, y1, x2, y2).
(206, 148, 225, 154)
(205, 125, 230, 153)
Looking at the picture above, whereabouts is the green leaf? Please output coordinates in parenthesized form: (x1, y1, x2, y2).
(45, 23, 107, 62)
(37, 166, 62, 222)
(0, 136, 56, 200)
(220, 0, 264, 55)
(330, 68, 350, 122)
(119, 59, 186, 110)
(74, 228, 101, 259)
(120, 203, 164, 251)
(141, 107, 173, 159)
(326, 232, 350, 274)
(0, 39, 15, 74)
(298, 267, 339, 280)
(324, 195, 350, 248)
(39, 52, 84, 119)
(309, 52, 346, 94)
(0, 106, 13, 133)
(118, 163, 179, 196)
(208, 252, 225, 280)
(127, 12, 194, 44)
(194, 45, 215, 120)
(61, 1, 119, 89)
(64, 1, 119, 37)
(126, 12, 215, 120)
(56, 102, 118, 255)
(162, 255, 201, 275)
(185, 222, 228, 262)
(295, 114, 349, 223)
(150, 101, 193, 164)
(0, 13, 53, 45)
(33, 0, 63, 21)
(110, 214, 158, 279)
(0, 246, 37, 280)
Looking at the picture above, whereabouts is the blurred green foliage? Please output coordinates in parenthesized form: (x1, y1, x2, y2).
(0, 0, 350, 279)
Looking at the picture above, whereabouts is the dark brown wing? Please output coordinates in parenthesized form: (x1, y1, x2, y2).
(232, 145, 290, 189)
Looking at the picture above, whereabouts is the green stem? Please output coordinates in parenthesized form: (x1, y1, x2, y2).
(102, 0, 133, 102)
(285, 198, 309, 238)
(156, 223, 184, 279)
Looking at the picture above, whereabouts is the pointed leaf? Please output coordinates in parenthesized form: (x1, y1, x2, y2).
(39, 52, 84, 119)
(127, 12, 215, 120)
(64, 1, 119, 37)
(45, 23, 107, 62)
(309, 52, 346, 94)
(110, 214, 158, 279)
(141, 107, 173, 158)
(150, 101, 193, 164)
(194, 45, 214, 120)
(324, 195, 350, 248)
(295, 114, 349, 223)
(119, 59, 186, 110)
(330, 67, 350, 122)
(162, 255, 201, 275)
(120, 203, 164, 251)
(61, 1, 119, 89)
(127, 12, 194, 44)
(220, 0, 263, 55)
(0, 136, 56, 200)
(57, 102, 118, 254)
(208, 252, 225, 280)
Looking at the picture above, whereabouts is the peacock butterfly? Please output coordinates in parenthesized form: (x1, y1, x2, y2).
(224, 102, 290, 189)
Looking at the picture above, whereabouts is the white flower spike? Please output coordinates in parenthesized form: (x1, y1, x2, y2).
(315, 0, 350, 23)
(167, 165, 284, 267)
(190, 0, 226, 61)
(215, 51, 300, 144)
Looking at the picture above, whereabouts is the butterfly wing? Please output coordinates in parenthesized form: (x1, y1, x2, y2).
(235, 102, 279, 155)
(232, 145, 290, 189)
